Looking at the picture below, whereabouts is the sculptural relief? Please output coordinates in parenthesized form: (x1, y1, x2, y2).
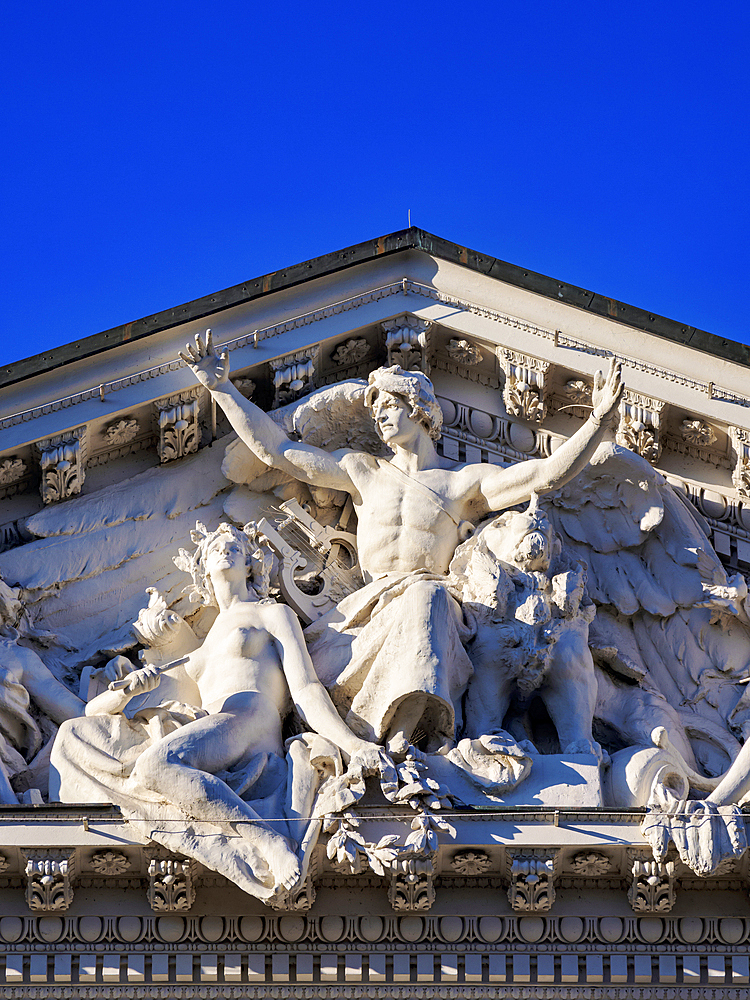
(51, 521, 392, 901)
(0, 319, 746, 896)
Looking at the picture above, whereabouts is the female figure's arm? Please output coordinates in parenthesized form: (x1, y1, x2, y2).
(266, 603, 381, 763)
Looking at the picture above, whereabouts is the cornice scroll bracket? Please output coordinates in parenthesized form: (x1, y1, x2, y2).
(154, 390, 201, 463)
(628, 857, 676, 912)
(507, 849, 557, 912)
(616, 391, 665, 464)
(147, 855, 197, 911)
(271, 346, 320, 408)
(24, 850, 77, 912)
(35, 426, 87, 503)
(382, 315, 432, 374)
(388, 849, 437, 911)
(497, 350, 551, 424)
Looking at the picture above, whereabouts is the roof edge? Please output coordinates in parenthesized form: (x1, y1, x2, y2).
(3, 228, 748, 389)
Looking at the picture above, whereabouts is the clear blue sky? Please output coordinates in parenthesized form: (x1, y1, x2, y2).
(2, 3, 749, 368)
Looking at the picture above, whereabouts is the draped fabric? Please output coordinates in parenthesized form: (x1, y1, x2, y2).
(306, 572, 475, 745)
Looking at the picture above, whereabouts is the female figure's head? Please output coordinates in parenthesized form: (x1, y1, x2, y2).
(174, 521, 274, 606)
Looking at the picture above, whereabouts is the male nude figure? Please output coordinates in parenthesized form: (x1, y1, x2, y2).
(182, 331, 623, 750)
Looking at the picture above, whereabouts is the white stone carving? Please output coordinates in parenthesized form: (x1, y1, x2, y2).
(498, 349, 551, 423)
(457, 497, 599, 757)
(508, 851, 557, 911)
(382, 314, 431, 372)
(231, 376, 256, 398)
(270, 346, 320, 407)
(628, 858, 676, 912)
(730, 426, 750, 496)
(147, 856, 196, 911)
(154, 391, 200, 463)
(388, 849, 437, 911)
(445, 338, 483, 366)
(90, 850, 131, 876)
(104, 418, 139, 446)
(450, 850, 491, 875)
(35, 426, 86, 503)
(565, 378, 593, 406)
(616, 389, 665, 463)
(16, 321, 750, 906)
(0, 457, 26, 486)
(681, 418, 717, 447)
(570, 851, 611, 876)
(24, 851, 76, 911)
(331, 337, 370, 367)
(52, 525, 395, 906)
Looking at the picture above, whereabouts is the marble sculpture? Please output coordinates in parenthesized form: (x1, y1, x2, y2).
(0, 326, 744, 899)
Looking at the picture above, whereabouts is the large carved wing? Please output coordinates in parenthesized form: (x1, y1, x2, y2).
(0, 441, 231, 681)
(543, 442, 749, 762)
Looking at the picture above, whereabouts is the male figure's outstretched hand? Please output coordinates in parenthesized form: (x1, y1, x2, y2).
(591, 357, 624, 423)
(179, 330, 230, 392)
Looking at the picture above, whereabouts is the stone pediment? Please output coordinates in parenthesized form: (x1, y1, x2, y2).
(0, 230, 750, 996)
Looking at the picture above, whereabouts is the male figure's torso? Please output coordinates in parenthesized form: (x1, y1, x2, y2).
(340, 452, 489, 580)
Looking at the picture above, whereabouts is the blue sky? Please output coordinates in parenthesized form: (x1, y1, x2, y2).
(1, 3, 749, 368)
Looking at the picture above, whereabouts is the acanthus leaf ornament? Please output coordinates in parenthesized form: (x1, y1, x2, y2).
(570, 851, 611, 876)
(450, 849, 492, 875)
(446, 338, 483, 366)
(331, 337, 370, 367)
(628, 858, 676, 912)
(729, 426, 750, 497)
(381, 315, 432, 373)
(104, 418, 139, 447)
(507, 851, 557, 912)
(90, 850, 132, 876)
(154, 391, 201, 463)
(681, 418, 717, 448)
(35, 426, 87, 503)
(147, 856, 196, 911)
(0, 457, 27, 486)
(24, 851, 76, 912)
(616, 390, 665, 463)
(271, 346, 320, 407)
(497, 349, 551, 424)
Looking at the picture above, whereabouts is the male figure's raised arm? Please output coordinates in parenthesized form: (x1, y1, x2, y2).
(180, 332, 354, 492)
(475, 359, 624, 512)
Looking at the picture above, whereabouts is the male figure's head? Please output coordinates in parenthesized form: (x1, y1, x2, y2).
(364, 366, 443, 445)
(174, 521, 274, 606)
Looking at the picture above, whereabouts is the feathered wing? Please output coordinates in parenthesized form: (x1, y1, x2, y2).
(0, 440, 233, 681)
(543, 442, 748, 770)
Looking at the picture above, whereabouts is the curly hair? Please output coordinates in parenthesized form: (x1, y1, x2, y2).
(173, 521, 275, 607)
(364, 365, 443, 441)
